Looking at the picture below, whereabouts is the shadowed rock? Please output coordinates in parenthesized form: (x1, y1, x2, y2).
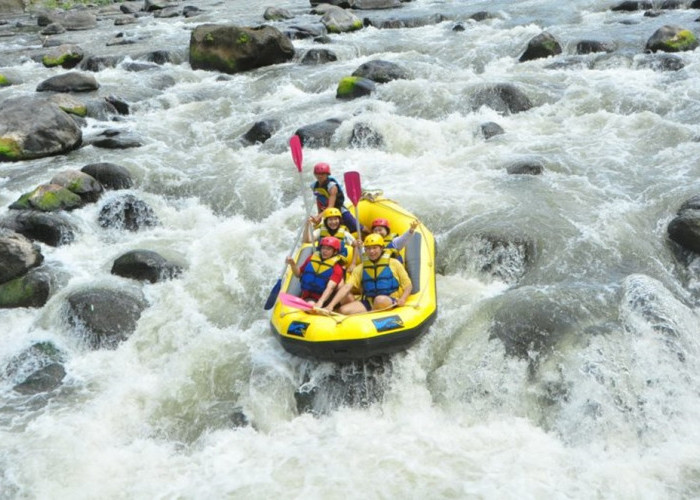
(470, 83, 533, 115)
(349, 122, 384, 148)
(36, 71, 99, 92)
(300, 48, 337, 65)
(0, 267, 52, 308)
(98, 194, 159, 231)
(645, 25, 699, 53)
(81, 162, 134, 190)
(295, 118, 343, 148)
(0, 211, 76, 246)
(241, 119, 279, 145)
(336, 76, 376, 99)
(0, 231, 43, 285)
(65, 287, 147, 349)
(111, 249, 182, 283)
(480, 121, 505, 139)
(351, 59, 409, 83)
(5, 342, 66, 395)
(519, 32, 562, 62)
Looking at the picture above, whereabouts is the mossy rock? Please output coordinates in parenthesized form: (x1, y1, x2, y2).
(0, 74, 9, 86)
(42, 52, 83, 69)
(10, 184, 83, 212)
(0, 269, 51, 308)
(0, 137, 22, 161)
(336, 76, 376, 99)
(49, 94, 87, 117)
(646, 25, 699, 53)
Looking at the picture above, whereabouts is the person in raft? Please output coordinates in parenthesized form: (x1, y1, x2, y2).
(286, 236, 345, 308)
(304, 207, 357, 269)
(324, 233, 412, 314)
(370, 218, 420, 264)
(309, 162, 359, 234)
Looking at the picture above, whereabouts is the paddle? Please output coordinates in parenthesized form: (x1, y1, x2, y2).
(344, 171, 362, 238)
(279, 292, 344, 317)
(263, 136, 308, 310)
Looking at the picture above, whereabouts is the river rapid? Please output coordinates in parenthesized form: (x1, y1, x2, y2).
(2, 0, 700, 498)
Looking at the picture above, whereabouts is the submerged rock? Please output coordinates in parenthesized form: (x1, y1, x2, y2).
(98, 194, 159, 231)
(241, 119, 280, 145)
(351, 59, 409, 83)
(111, 249, 182, 283)
(5, 342, 66, 395)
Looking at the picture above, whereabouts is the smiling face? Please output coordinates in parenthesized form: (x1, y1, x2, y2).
(372, 226, 388, 237)
(364, 244, 383, 261)
(325, 216, 341, 230)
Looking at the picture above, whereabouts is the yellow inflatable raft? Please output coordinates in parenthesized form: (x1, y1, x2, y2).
(270, 193, 437, 361)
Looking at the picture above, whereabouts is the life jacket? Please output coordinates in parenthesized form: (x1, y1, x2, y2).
(311, 176, 346, 212)
(361, 251, 400, 298)
(300, 252, 341, 296)
(318, 225, 350, 260)
(382, 233, 402, 262)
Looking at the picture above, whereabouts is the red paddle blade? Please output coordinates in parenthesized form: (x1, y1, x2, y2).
(279, 292, 313, 310)
(344, 171, 362, 206)
(290, 135, 303, 173)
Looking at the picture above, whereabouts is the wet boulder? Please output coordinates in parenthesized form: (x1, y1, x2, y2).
(470, 83, 533, 115)
(519, 32, 562, 62)
(0, 231, 43, 285)
(336, 76, 376, 99)
(0, 96, 82, 162)
(668, 197, 700, 254)
(480, 121, 505, 139)
(111, 249, 182, 283)
(321, 5, 363, 33)
(263, 7, 293, 20)
(60, 11, 97, 30)
(5, 342, 66, 395)
(81, 162, 134, 190)
(84, 99, 120, 121)
(611, 0, 653, 10)
(300, 48, 337, 65)
(349, 122, 384, 148)
(36, 71, 99, 92)
(0, 73, 10, 86)
(241, 119, 280, 145)
(294, 118, 343, 148)
(351, 59, 409, 83)
(144, 0, 177, 11)
(350, 0, 401, 8)
(9, 184, 83, 212)
(0, 267, 52, 308)
(645, 25, 699, 53)
(575, 40, 616, 54)
(42, 44, 84, 69)
(635, 54, 684, 72)
(40, 22, 66, 35)
(80, 55, 122, 72)
(88, 129, 143, 149)
(48, 93, 87, 117)
(0, 211, 76, 246)
(50, 169, 103, 203)
(189, 24, 294, 75)
(65, 287, 147, 349)
(506, 157, 545, 175)
(363, 13, 445, 29)
(98, 194, 159, 231)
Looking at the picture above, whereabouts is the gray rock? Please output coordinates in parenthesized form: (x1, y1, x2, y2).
(0, 231, 43, 285)
(470, 83, 533, 115)
(519, 32, 562, 62)
(294, 118, 343, 148)
(321, 5, 363, 33)
(0, 267, 52, 309)
(349, 122, 384, 148)
(480, 121, 505, 139)
(65, 287, 147, 349)
(50, 169, 103, 202)
(506, 158, 545, 175)
(189, 24, 295, 74)
(0, 211, 76, 246)
(81, 162, 134, 190)
(645, 25, 699, 53)
(241, 119, 279, 145)
(0, 96, 82, 161)
(111, 249, 182, 283)
(351, 59, 409, 83)
(576, 40, 616, 54)
(263, 7, 293, 20)
(40, 22, 66, 35)
(300, 48, 337, 65)
(36, 71, 99, 92)
(5, 342, 66, 395)
(98, 194, 159, 231)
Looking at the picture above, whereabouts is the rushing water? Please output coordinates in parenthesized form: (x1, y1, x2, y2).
(2, 0, 700, 497)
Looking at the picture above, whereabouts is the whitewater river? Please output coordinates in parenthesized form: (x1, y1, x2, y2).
(2, 0, 700, 497)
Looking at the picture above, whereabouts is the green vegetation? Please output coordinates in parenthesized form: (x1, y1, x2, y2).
(337, 76, 360, 97)
(0, 74, 9, 86)
(665, 30, 698, 52)
(0, 137, 22, 161)
(237, 32, 251, 44)
(0, 276, 36, 308)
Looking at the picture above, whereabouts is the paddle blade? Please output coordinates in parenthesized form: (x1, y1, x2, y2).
(263, 280, 282, 310)
(290, 135, 303, 173)
(279, 292, 314, 311)
(344, 171, 362, 206)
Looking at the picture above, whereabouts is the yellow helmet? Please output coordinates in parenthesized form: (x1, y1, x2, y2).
(363, 233, 385, 247)
(323, 207, 342, 219)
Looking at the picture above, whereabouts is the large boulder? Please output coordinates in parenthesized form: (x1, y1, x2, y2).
(36, 71, 99, 92)
(469, 83, 533, 115)
(65, 287, 147, 349)
(0, 267, 52, 309)
(50, 169, 103, 203)
(645, 25, 699, 53)
(98, 194, 159, 231)
(0, 231, 43, 285)
(351, 59, 409, 83)
(0, 211, 76, 246)
(60, 11, 97, 30)
(294, 118, 343, 148)
(321, 5, 363, 33)
(9, 184, 84, 212)
(111, 249, 182, 283)
(81, 162, 134, 190)
(189, 24, 295, 74)
(0, 96, 82, 162)
(519, 32, 562, 62)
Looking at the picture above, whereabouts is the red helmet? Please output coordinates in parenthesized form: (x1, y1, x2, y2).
(319, 236, 341, 252)
(372, 218, 390, 230)
(313, 162, 331, 175)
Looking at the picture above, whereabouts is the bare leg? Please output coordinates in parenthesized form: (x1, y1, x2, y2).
(339, 300, 368, 315)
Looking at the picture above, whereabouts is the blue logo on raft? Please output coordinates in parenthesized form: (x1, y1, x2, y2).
(288, 321, 309, 337)
(372, 315, 404, 332)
